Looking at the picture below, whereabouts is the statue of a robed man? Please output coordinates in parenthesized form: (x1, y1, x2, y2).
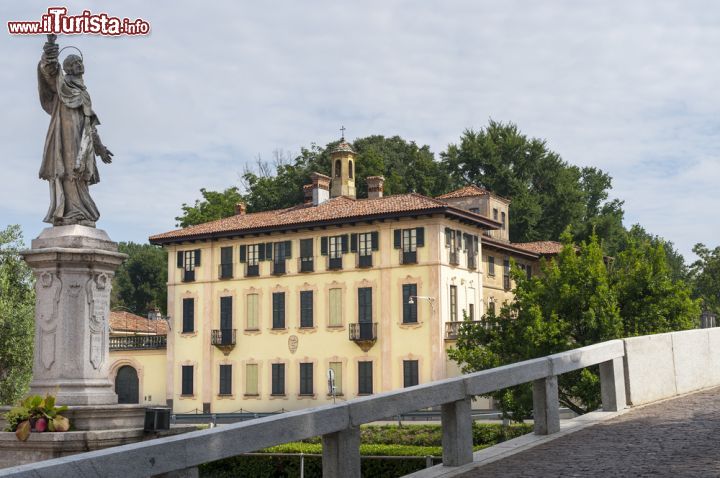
(37, 34, 113, 227)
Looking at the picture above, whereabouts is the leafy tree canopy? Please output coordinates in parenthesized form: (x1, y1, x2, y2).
(111, 242, 167, 317)
(0, 225, 34, 404)
(690, 243, 720, 315)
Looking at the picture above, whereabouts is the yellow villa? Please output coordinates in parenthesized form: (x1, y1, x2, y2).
(148, 140, 562, 414)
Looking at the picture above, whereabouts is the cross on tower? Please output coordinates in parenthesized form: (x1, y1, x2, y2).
(340, 125, 346, 140)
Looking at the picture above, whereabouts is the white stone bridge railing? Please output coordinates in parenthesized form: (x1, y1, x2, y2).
(2, 327, 718, 478)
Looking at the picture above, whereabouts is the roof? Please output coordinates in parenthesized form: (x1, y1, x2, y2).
(436, 185, 489, 199)
(150, 193, 502, 244)
(331, 141, 356, 154)
(481, 236, 541, 260)
(110, 311, 168, 335)
(514, 241, 565, 256)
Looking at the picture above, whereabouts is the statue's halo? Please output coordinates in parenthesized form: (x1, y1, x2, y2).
(59, 46, 83, 62)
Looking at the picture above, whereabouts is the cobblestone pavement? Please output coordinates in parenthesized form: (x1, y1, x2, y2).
(459, 387, 720, 477)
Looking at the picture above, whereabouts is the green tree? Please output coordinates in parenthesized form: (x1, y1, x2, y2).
(449, 232, 622, 417)
(175, 187, 244, 228)
(690, 243, 720, 315)
(440, 121, 625, 249)
(0, 225, 34, 405)
(620, 225, 688, 283)
(611, 234, 699, 336)
(111, 242, 167, 316)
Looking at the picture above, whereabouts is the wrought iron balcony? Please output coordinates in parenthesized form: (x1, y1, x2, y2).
(182, 269, 195, 282)
(349, 323, 377, 352)
(211, 329, 237, 355)
(328, 256, 343, 270)
(358, 253, 373, 268)
(109, 335, 167, 351)
(218, 263, 233, 280)
(245, 263, 260, 277)
(400, 250, 417, 265)
(299, 257, 314, 272)
(272, 260, 286, 275)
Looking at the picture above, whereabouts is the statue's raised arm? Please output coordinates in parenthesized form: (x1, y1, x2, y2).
(37, 35, 113, 228)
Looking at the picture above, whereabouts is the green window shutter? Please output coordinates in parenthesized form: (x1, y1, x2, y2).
(341, 235, 349, 253)
(177, 251, 183, 268)
(284, 240, 292, 259)
(445, 228, 452, 247)
(245, 364, 258, 395)
(394, 230, 401, 249)
(194, 249, 201, 266)
(416, 228, 425, 247)
(239, 245, 247, 263)
(321, 237, 328, 256)
(350, 234, 358, 253)
(300, 238, 313, 257)
(371, 232, 379, 251)
(265, 243, 273, 260)
(182, 298, 194, 333)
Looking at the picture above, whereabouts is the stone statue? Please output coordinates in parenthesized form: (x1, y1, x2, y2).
(37, 34, 113, 227)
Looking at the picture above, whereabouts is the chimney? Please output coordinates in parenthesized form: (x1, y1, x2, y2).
(303, 184, 313, 204)
(366, 176, 385, 199)
(310, 172, 331, 206)
(235, 202, 247, 215)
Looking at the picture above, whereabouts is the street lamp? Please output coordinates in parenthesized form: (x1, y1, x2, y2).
(408, 295, 436, 313)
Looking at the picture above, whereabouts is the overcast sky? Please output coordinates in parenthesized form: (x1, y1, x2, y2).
(1, 1, 718, 262)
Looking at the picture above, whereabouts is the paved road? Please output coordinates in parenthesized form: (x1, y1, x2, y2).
(459, 387, 720, 477)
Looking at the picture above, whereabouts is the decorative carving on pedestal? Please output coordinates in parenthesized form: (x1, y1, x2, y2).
(87, 273, 109, 370)
(36, 271, 61, 371)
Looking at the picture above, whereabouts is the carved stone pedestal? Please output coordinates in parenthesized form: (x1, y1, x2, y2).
(21, 225, 127, 406)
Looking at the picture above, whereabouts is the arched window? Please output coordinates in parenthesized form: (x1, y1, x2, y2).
(335, 159, 342, 178)
(349, 160, 354, 178)
(115, 365, 139, 404)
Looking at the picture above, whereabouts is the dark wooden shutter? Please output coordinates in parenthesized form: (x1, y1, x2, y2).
(416, 228, 425, 247)
(284, 240, 292, 259)
(402, 284, 417, 324)
(272, 292, 285, 329)
(300, 363, 313, 395)
(220, 296, 233, 330)
(371, 232, 379, 250)
(221, 246, 233, 264)
(403, 360, 419, 387)
(194, 249, 201, 266)
(177, 251, 183, 268)
(300, 238, 313, 257)
(265, 243, 273, 260)
(219, 365, 232, 395)
(358, 362, 373, 394)
(258, 243, 266, 261)
(300, 291, 313, 328)
(182, 298, 194, 333)
(181, 366, 193, 396)
(272, 364, 285, 395)
(445, 228, 452, 247)
(463, 233, 470, 251)
(321, 237, 328, 255)
(239, 245, 247, 263)
(350, 234, 358, 253)
(341, 235, 349, 253)
(394, 230, 402, 249)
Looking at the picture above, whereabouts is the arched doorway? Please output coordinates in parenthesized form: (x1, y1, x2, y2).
(115, 365, 139, 404)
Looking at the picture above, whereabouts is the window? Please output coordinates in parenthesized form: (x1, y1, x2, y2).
(358, 287, 372, 323)
(329, 362, 342, 395)
(246, 294, 259, 330)
(493, 208, 498, 220)
(445, 228, 461, 264)
(272, 241, 291, 275)
(334, 159, 341, 178)
(349, 160, 354, 178)
(357, 232, 375, 267)
(450, 285, 458, 322)
(488, 301, 496, 315)
(220, 296, 233, 331)
(299, 363, 313, 395)
(181, 365, 193, 396)
(503, 259, 511, 290)
(466, 234, 478, 269)
(300, 290, 313, 328)
(247, 244, 260, 265)
(271, 363, 285, 395)
(329, 235, 343, 259)
(219, 364, 232, 395)
(244, 364, 258, 396)
(402, 229, 417, 252)
(403, 360, 419, 387)
(329, 288, 343, 327)
(501, 211, 506, 230)
(183, 250, 196, 271)
(300, 238, 314, 272)
(272, 292, 285, 329)
(469, 303, 475, 321)
(241, 244, 261, 277)
(177, 249, 200, 282)
(182, 298, 194, 333)
(219, 246, 233, 279)
(395, 228, 424, 264)
(402, 284, 418, 324)
(358, 361, 373, 395)
(488, 256, 495, 276)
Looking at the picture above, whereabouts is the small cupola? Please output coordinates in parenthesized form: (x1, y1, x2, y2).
(330, 128, 356, 199)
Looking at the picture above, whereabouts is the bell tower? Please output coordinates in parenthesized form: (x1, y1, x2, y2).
(330, 128, 356, 199)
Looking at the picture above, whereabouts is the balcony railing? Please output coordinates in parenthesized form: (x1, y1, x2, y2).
(182, 269, 195, 282)
(349, 322, 377, 342)
(328, 256, 343, 270)
(109, 335, 167, 351)
(245, 264, 259, 277)
(218, 263, 233, 280)
(444, 321, 495, 340)
(449, 251, 459, 265)
(211, 329, 237, 346)
(400, 250, 417, 265)
(272, 260, 286, 276)
(357, 254, 373, 268)
(299, 257, 314, 273)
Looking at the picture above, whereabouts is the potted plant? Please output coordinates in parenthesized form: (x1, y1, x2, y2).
(3, 394, 70, 441)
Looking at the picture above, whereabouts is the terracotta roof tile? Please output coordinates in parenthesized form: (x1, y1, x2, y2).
(150, 193, 500, 243)
(436, 185, 490, 199)
(513, 241, 565, 255)
(110, 311, 168, 335)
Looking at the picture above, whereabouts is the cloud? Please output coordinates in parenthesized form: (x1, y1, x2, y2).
(0, 0, 718, 261)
